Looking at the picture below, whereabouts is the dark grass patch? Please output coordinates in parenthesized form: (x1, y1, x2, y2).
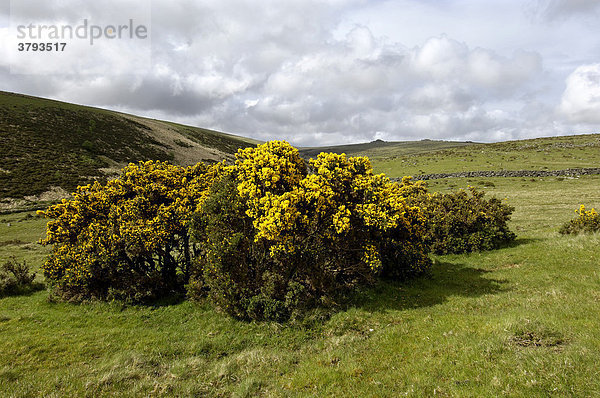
(477, 180, 496, 187)
(0, 239, 28, 247)
(348, 260, 508, 314)
(0, 281, 46, 298)
(512, 331, 565, 348)
(511, 322, 566, 348)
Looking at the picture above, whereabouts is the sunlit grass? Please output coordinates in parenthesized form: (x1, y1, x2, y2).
(0, 212, 49, 273)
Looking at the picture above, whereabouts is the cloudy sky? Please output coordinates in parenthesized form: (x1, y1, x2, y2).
(2, 0, 600, 146)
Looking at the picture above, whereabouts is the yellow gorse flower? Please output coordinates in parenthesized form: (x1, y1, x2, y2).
(39, 160, 222, 294)
(216, 141, 428, 272)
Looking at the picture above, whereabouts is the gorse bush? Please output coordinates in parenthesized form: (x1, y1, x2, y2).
(39, 140, 516, 320)
(38, 160, 221, 301)
(400, 180, 516, 254)
(0, 256, 36, 297)
(189, 141, 431, 320)
(560, 205, 600, 235)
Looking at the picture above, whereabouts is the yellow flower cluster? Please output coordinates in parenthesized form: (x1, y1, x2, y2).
(333, 205, 351, 234)
(39, 160, 221, 294)
(220, 141, 428, 273)
(563, 204, 600, 234)
(361, 244, 381, 271)
(235, 140, 306, 202)
(576, 204, 598, 217)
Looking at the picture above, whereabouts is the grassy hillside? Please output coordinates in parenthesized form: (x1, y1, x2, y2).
(299, 138, 475, 159)
(0, 91, 259, 204)
(1, 173, 599, 396)
(366, 134, 600, 178)
(299, 134, 600, 180)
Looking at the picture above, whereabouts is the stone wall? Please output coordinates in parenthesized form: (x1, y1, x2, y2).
(392, 168, 600, 181)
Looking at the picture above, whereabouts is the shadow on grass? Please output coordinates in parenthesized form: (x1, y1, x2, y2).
(500, 237, 541, 249)
(93, 293, 188, 310)
(349, 260, 509, 313)
(0, 282, 45, 299)
(145, 294, 187, 308)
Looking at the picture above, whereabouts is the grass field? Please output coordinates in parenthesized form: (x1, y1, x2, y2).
(1, 172, 599, 397)
(369, 134, 600, 177)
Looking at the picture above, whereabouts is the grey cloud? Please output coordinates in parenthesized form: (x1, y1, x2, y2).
(545, 0, 600, 19)
(0, 69, 61, 97)
(9, 0, 150, 24)
(61, 74, 230, 115)
(74, 28, 545, 144)
(530, 0, 600, 21)
(1, 2, 8, 27)
(213, 33, 544, 144)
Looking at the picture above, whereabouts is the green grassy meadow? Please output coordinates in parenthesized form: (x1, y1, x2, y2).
(368, 134, 600, 176)
(1, 171, 599, 396)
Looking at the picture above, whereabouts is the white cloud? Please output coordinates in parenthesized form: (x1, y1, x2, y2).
(559, 64, 600, 123)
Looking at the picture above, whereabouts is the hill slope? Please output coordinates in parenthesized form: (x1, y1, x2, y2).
(0, 91, 260, 202)
(299, 139, 475, 159)
(366, 134, 600, 178)
(299, 134, 600, 180)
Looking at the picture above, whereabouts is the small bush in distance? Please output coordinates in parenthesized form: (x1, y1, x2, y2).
(0, 256, 36, 297)
(560, 205, 600, 235)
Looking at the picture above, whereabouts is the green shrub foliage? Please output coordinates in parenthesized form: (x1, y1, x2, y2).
(559, 205, 600, 235)
(0, 256, 36, 296)
(400, 179, 516, 254)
